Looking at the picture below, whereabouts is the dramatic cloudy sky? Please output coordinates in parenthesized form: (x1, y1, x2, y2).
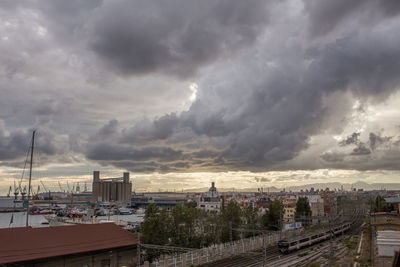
(1, 0, 400, 194)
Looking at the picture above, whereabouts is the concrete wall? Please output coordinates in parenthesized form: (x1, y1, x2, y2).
(30, 246, 137, 267)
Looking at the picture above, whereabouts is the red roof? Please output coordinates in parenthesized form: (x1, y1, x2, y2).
(0, 223, 137, 264)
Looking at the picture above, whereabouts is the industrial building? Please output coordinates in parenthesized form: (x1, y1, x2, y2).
(91, 171, 132, 204)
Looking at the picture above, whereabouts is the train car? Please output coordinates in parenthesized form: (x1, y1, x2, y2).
(278, 222, 351, 253)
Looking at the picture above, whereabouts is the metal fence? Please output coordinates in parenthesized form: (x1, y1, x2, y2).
(143, 229, 301, 267)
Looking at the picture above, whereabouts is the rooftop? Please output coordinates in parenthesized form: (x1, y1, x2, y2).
(0, 223, 137, 264)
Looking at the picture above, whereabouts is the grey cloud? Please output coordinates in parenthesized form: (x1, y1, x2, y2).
(369, 132, 392, 150)
(254, 177, 270, 183)
(351, 143, 371, 156)
(87, 0, 270, 77)
(339, 132, 360, 146)
(191, 149, 221, 159)
(86, 144, 183, 162)
(320, 152, 345, 163)
(304, 0, 400, 37)
(98, 119, 118, 137)
(85, 13, 400, 172)
(120, 113, 179, 144)
(0, 122, 61, 162)
(3, 0, 400, 175)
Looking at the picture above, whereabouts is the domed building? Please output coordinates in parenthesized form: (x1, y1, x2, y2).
(197, 182, 221, 213)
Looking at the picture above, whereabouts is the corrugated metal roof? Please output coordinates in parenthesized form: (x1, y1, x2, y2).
(0, 223, 137, 264)
(377, 231, 400, 245)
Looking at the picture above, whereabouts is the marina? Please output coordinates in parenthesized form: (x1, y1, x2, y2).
(0, 211, 144, 229)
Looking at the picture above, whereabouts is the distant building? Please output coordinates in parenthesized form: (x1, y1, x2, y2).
(385, 197, 400, 214)
(131, 192, 188, 210)
(320, 190, 337, 215)
(377, 230, 400, 257)
(283, 203, 296, 223)
(92, 171, 132, 204)
(0, 223, 137, 266)
(256, 197, 273, 211)
(306, 194, 324, 222)
(198, 182, 221, 213)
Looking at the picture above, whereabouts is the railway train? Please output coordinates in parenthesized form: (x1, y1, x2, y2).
(277, 222, 351, 253)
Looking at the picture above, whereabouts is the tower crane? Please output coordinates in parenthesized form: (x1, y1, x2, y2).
(13, 181, 19, 199)
(40, 180, 48, 193)
(58, 181, 64, 192)
(7, 186, 12, 197)
(39, 180, 52, 200)
(21, 185, 27, 200)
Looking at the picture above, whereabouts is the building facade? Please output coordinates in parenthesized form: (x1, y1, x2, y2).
(92, 171, 132, 204)
(283, 204, 296, 223)
(198, 182, 221, 213)
(306, 194, 324, 223)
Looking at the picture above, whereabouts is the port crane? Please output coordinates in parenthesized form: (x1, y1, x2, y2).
(40, 180, 48, 193)
(40, 180, 51, 199)
(7, 186, 12, 197)
(67, 180, 71, 193)
(58, 181, 64, 192)
(13, 181, 19, 199)
(21, 185, 27, 200)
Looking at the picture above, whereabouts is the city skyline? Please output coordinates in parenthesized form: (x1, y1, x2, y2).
(1, 0, 400, 194)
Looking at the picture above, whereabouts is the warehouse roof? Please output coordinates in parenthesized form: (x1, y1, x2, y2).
(0, 223, 137, 264)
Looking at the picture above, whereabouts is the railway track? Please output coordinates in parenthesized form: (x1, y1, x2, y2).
(201, 210, 366, 267)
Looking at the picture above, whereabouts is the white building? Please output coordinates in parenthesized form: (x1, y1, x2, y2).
(377, 230, 400, 257)
(197, 182, 221, 213)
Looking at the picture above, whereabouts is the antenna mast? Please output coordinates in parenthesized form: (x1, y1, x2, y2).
(26, 130, 35, 227)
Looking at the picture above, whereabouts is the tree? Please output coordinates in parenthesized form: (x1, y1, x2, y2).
(170, 203, 203, 248)
(373, 195, 389, 212)
(140, 204, 172, 262)
(263, 199, 284, 230)
(220, 200, 242, 242)
(295, 197, 312, 226)
(242, 205, 261, 237)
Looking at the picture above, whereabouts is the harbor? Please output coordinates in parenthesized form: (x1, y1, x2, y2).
(0, 211, 144, 229)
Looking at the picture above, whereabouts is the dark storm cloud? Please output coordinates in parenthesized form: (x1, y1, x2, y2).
(2, 0, 400, 174)
(304, 0, 400, 37)
(84, 6, 400, 172)
(320, 132, 400, 170)
(369, 132, 392, 151)
(339, 133, 360, 146)
(87, 0, 270, 77)
(351, 143, 371, 156)
(191, 149, 221, 159)
(320, 152, 345, 163)
(87, 144, 183, 162)
(120, 114, 179, 144)
(0, 122, 60, 162)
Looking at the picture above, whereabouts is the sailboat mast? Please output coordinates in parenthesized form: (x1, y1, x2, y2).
(26, 130, 35, 227)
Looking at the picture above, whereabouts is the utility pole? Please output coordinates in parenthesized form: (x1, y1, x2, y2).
(328, 214, 335, 267)
(262, 233, 266, 267)
(137, 232, 141, 267)
(229, 221, 233, 256)
(26, 130, 35, 227)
